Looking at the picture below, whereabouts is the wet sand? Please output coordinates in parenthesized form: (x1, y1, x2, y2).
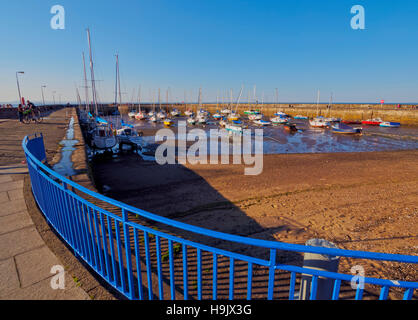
(92, 147, 418, 298)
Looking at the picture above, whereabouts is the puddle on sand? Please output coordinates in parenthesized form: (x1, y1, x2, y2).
(53, 117, 79, 176)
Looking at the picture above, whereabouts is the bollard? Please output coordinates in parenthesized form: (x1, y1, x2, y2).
(298, 239, 340, 300)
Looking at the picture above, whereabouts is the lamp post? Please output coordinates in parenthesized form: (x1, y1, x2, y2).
(16, 71, 24, 105)
(41, 85, 46, 106)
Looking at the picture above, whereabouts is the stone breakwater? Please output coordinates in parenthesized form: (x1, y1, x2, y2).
(113, 103, 418, 125)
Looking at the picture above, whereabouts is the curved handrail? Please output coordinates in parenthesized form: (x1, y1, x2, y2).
(22, 133, 418, 300)
(22, 134, 418, 264)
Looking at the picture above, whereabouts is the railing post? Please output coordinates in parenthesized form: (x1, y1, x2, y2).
(122, 209, 135, 299)
(298, 239, 340, 300)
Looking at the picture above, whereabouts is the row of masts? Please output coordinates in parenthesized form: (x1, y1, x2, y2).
(77, 30, 333, 116)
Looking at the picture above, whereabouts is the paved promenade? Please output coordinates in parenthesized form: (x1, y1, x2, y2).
(0, 109, 90, 300)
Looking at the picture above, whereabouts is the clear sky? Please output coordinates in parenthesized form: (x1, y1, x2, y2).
(1, 0, 418, 104)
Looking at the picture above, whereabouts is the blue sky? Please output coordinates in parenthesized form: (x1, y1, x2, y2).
(1, 0, 418, 104)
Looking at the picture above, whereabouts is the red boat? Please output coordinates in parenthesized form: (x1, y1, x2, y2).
(342, 120, 361, 125)
(361, 118, 383, 126)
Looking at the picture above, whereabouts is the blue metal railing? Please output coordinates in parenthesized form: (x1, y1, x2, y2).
(23, 133, 418, 300)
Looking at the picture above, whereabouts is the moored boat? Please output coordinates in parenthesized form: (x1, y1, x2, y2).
(253, 119, 271, 126)
(379, 121, 400, 128)
(164, 119, 174, 126)
(284, 123, 298, 132)
(331, 123, 362, 135)
(309, 117, 330, 128)
(294, 115, 308, 120)
(271, 116, 288, 125)
(361, 118, 383, 125)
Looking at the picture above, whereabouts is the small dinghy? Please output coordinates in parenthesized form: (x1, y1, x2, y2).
(284, 123, 298, 132)
(187, 117, 196, 125)
(135, 111, 147, 120)
(271, 116, 288, 125)
(248, 113, 263, 120)
(116, 122, 143, 145)
(253, 119, 271, 126)
(170, 109, 180, 117)
(309, 117, 330, 128)
(379, 121, 400, 128)
(331, 123, 362, 135)
(212, 111, 222, 120)
(164, 119, 174, 126)
(294, 115, 308, 120)
(225, 121, 244, 134)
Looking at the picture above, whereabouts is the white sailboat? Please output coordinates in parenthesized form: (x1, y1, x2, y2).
(87, 29, 116, 150)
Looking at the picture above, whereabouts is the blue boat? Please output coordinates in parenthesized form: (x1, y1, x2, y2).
(331, 123, 362, 135)
(379, 121, 401, 128)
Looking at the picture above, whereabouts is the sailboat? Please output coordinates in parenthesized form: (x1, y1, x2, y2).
(134, 86, 147, 120)
(87, 29, 117, 150)
(309, 90, 329, 128)
(196, 88, 208, 124)
(116, 119, 143, 144)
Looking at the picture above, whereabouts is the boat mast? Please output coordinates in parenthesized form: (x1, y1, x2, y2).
(316, 89, 320, 116)
(86, 28, 99, 116)
(253, 85, 257, 110)
(275, 88, 279, 111)
(138, 85, 141, 112)
(82, 52, 90, 113)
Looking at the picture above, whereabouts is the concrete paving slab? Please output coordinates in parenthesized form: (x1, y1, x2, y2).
(0, 273, 90, 300)
(0, 198, 28, 216)
(14, 246, 62, 288)
(0, 258, 20, 297)
(0, 191, 9, 203)
(0, 226, 44, 260)
(0, 180, 23, 193)
(0, 211, 34, 235)
(0, 175, 13, 183)
(7, 188, 24, 201)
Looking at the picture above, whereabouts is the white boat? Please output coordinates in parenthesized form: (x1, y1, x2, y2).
(170, 109, 180, 117)
(219, 118, 227, 127)
(221, 108, 231, 114)
(225, 122, 244, 134)
(253, 119, 271, 126)
(149, 115, 158, 122)
(248, 113, 263, 120)
(92, 124, 117, 150)
(128, 111, 136, 118)
(116, 126, 143, 144)
(309, 117, 330, 128)
(196, 114, 208, 124)
(135, 111, 147, 120)
(380, 121, 401, 128)
(271, 116, 288, 124)
(157, 111, 166, 119)
(185, 109, 194, 116)
(227, 113, 240, 121)
(213, 112, 222, 120)
(187, 117, 196, 125)
(148, 111, 155, 117)
(324, 117, 341, 123)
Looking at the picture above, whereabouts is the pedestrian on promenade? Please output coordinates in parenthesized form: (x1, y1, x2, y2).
(17, 104, 23, 123)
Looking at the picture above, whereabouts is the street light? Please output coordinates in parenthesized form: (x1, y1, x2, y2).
(41, 85, 46, 106)
(16, 71, 24, 105)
